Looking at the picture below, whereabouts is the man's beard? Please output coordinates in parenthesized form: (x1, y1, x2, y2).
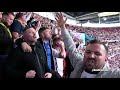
(84, 59, 100, 74)
(84, 59, 96, 71)
(29, 39, 37, 45)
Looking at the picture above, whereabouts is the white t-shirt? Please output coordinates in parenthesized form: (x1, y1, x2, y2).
(81, 70, 97, 78)
(56, 58, 64, 77)
(81, 62, 110, 78)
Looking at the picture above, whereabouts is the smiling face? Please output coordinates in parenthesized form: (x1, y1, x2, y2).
(84, 43, 108, 71)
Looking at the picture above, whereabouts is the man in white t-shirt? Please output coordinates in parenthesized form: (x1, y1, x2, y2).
(55, 12, 120, 78)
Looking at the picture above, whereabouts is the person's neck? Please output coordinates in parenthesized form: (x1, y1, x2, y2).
(26, 41, 36, 45)
(1, 21, 9, 28)
(17, 19, 26, 26)
(43, 39, 49, 43)
(84, 68, 99, 74)
(84, 63, 106, 74)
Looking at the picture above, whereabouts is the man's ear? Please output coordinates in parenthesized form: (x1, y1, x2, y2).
(2, 15, 8, 21)
(105, 55, 108, 62)
(2, 16, 6, 21)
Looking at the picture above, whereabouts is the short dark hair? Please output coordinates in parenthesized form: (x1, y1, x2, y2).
(38, 27, 49, 34)
(2, 12, 15, 16)
(23, 25, 33, 32)
(52, 37, 63, 46)
(87, 39, 108, 53)
(15, 13, 24, 19)
(52, 34, 59, 40)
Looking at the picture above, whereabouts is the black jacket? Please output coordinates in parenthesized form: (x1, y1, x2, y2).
(5, 41, 50, 78)
(0, 22, 13, 80)
(6, 39, 61, 79)
(16, 38, 56, 70)
(15, 37, 61, 77)
(0, 24, 13, 55)
(38, 38, 55, 70)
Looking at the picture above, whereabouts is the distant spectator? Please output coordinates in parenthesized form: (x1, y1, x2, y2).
(10, 13, 26, 42)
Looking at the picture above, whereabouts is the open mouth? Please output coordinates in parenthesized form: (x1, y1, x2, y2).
(86, 60, 96, 69)
(87, 60, 95, 64)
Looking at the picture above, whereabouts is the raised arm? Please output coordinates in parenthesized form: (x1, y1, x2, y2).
(55, 12, 83, 68)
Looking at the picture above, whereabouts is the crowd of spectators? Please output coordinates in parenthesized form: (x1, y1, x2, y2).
(1, 12, 120, 72)
(29, 12, 120, 69)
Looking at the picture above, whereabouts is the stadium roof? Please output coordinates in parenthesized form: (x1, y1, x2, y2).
(64, 12, 120, 24)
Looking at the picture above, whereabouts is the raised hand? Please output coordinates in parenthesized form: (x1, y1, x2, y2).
(34, 20, 41, 32)
(55, 12, 67, 28)
(56, 40, 65, 48)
